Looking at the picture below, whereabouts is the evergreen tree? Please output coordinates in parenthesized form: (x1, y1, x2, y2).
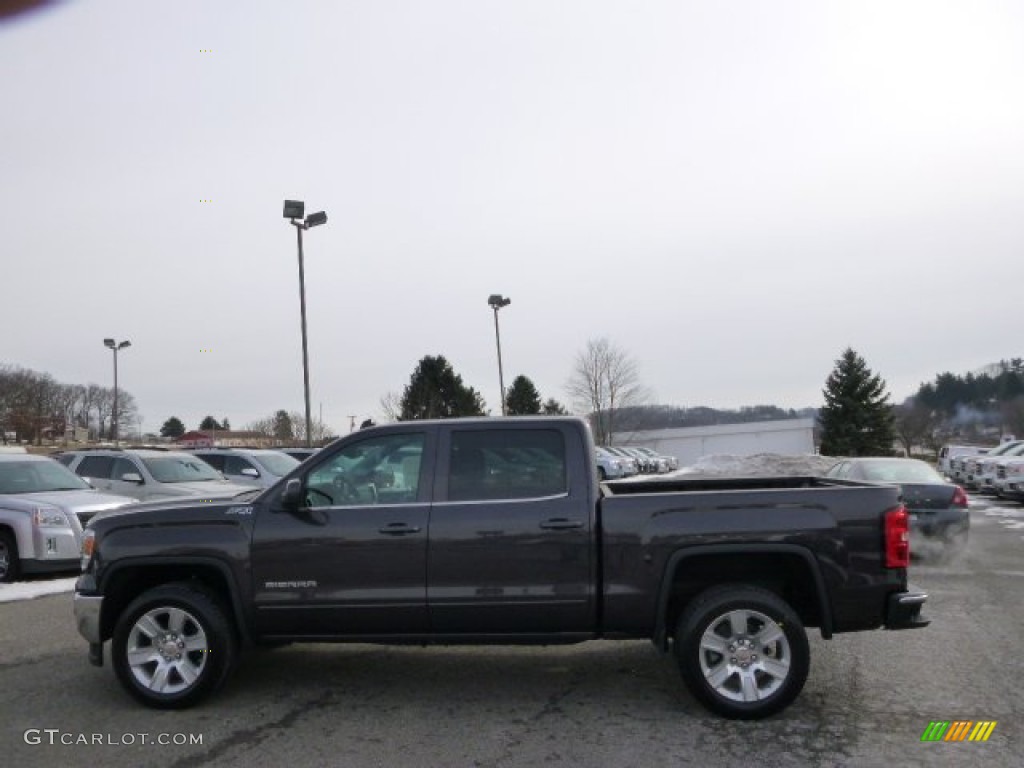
(159, 416, 185, 438)
(272, 410, 294, 440)
(399, 355, 486, 420)
(505, 375, 542, 415)
(199, 415, 222, 431)
(818, 348, 895, 456)
(541, 397, 568, 415)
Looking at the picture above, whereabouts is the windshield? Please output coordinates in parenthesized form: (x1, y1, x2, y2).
(989, 441, 1024, 457)
(0, 459, 91, 494)
(860, 460, 946, 484)
(253, 452, 300, 477)
(142, 455, 224, 483)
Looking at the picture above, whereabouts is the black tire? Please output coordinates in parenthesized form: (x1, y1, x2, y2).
(598, 467, 608, 481)
(674, 585, 809, 720)
(111, 583, 237, 709)
(0, 530, 19, 583)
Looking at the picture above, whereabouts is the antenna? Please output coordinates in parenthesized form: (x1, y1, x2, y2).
(347, 415, 357, 433)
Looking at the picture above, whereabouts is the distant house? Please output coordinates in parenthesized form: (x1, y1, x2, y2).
(175, 430, 276, 448)
(612, 418, 817, 466)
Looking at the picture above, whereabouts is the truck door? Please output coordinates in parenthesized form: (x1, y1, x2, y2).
(427, 424, 594, 634)
(251, 429, 434, 637)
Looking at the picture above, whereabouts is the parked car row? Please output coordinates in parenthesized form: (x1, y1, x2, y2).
(594, 445, 678, 480)
(1, 446, 311, 582)
(0, 453, 138, 582)
(956, 440, 1024, 495)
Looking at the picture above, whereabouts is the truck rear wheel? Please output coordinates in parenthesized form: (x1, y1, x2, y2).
(674, 585, 809, 720)
(0, 530, 19, 583)
(112, 583, 237, 709)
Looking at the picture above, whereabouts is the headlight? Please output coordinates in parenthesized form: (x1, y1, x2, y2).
(80, 530, 95, 572)
(32, 507, 68, 527)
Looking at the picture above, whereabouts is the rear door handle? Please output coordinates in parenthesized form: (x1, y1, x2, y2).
(378, 522, 421, 536)
(539, 518, 584, 530)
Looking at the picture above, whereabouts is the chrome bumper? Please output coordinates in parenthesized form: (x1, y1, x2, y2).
(885, 587, 930, 630)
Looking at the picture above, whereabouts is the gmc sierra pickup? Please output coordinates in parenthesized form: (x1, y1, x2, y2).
(73, 417, 928, 719)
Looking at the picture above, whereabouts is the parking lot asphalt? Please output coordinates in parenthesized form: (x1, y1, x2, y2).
(1, 494, 1022, 768)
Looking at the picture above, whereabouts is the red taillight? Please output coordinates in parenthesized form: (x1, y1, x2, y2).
(884, 504, 910, 568)
(951, 485, 969, 508)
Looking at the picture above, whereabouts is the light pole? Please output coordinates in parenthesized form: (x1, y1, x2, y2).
(487, 294, 511, 416)
(103, 338, 131, 444)
(284, 200, 327, 448)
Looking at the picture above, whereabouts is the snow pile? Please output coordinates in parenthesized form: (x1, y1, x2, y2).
(0, 576, 77, 604)
(666, 453, 837, 479)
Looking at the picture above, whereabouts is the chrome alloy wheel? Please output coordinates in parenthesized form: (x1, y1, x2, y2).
(126, 606, 209, 694)
(697, 608, 791, 703)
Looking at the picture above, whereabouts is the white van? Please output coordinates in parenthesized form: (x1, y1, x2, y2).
(937, 444, 990, 478)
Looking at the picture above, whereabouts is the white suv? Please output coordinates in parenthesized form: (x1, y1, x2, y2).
(60, 448, 251, 501)
(188, 448, 300, 489)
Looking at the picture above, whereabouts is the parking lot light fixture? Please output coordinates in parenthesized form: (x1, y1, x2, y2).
(284, 200, 328, 447)
(487, 294, 511, 416)
(103, 338, 131, 445)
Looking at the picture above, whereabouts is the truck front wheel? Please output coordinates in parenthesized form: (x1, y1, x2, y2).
(674, 585, 809, 720)
(112, 583, 237, 709)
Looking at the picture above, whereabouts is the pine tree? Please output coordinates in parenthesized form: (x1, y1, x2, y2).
(159, 416, 185, 438)
(541, 397, 568, 415)
(505, 375, 542, 415)
(199, 415, 222, 431)
(818, 348, 895, 456)
(272, 410, 294, 440)
(399, 355, 486, 420)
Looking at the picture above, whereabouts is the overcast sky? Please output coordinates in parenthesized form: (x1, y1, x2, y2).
(2, 0, 1022, 436)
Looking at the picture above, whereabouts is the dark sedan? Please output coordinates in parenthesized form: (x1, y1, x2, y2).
(825, 457, 969, 557)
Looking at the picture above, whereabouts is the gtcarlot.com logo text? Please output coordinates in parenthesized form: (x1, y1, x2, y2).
(24, 729, 203, 747)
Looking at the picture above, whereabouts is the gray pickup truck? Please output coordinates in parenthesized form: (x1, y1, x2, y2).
(74, 417, 927, 719)
(0, 453, 137, 582)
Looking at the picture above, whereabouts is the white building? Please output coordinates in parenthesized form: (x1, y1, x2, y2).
(613, 418, 816, 466)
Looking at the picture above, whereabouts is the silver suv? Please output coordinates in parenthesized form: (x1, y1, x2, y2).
(60, 448, 251, 501)
(188, 448, 300, 489)
(0, 454, 137, 582)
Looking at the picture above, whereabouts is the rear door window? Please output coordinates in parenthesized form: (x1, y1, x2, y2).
(224, 456, 255, 476)
(200, 454, 225, 472)
(76, 455, 114, 479)
(448, 429, 567, 502)
(111, 457, 138, 480)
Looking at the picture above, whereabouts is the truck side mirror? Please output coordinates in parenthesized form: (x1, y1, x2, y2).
(121, 472, 144, 484)
(281, 478, 303, 508)
(241, 467, 260, 478)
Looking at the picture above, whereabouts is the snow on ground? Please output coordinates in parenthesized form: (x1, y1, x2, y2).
(663, 453, 838, 479)
(0, 576, 77, 604)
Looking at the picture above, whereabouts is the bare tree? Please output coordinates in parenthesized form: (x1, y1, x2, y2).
(115, 390, 139, 440)
(288, 411, 336, 444)
(55, 384, 81, 445)
(79, 384, 101, 436)
(379, 391, 402, 422)
(565, 337, 647, 446)
(893, 400, 938, 456)
(245, 417, 275, 437)
(92, 385, 114, 440)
